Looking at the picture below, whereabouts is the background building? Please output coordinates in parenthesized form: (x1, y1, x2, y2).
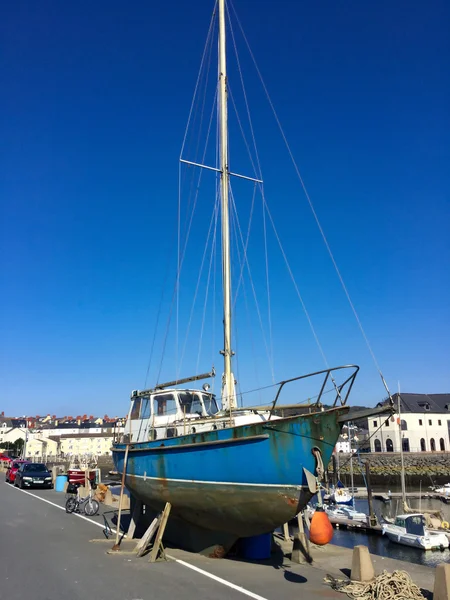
(368, 393, 450, 453)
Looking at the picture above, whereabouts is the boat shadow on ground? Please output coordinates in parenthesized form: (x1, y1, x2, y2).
(225, 540, 308, 584)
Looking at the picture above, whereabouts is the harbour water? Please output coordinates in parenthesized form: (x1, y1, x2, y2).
(330, 495, 450, 567)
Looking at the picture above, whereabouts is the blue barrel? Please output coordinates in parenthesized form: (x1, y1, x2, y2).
(240, 533, 272, 560)
(55, 474, 68, 492)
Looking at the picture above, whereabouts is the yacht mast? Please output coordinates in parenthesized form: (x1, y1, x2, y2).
(218, 0, 236, 411)
(398, 384, 407, 510)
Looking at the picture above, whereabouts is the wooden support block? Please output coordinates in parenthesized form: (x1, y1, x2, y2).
(135, 515, 161, 557)
(148, 502, 171, 563)
(291, 513, 312, 564)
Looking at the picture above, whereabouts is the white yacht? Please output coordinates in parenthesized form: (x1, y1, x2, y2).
(382, 513, 449, 550)
(326, 504, 368, 524)
(432, 483, 450, 496)
(306, 503, 368, 525)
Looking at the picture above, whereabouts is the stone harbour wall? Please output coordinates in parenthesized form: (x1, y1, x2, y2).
(330, 451, 450, 488)
(333, 451, 450, 477)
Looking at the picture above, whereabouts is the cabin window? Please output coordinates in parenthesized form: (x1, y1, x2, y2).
(430, 438, 436, 451)
(202, 393, 219, 415)
(140, 397, 151, 419)
(153, 393, 176, 417)
(401, 420, 407, 431)
(179, 392, 204, 416)
(420, 438, 426, 451)
(130, 398, 141, 420)
(386, 438, 393, 452)
(374, 439, 381, 452)
(440, 438, 445, 451)
(395, 518, 405, 528)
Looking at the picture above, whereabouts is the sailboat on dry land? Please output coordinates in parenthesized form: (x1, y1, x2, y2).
(112, 0, 391, 543)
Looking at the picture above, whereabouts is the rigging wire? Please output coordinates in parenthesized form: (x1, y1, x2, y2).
(195, 196, 220, 374)
(177, 10, 217, 381)
(228, 0, 392, 401)
(229, 187, 274, 378)
(179, 2, 218, 159)
(158, 85, 218, 384)
(230, 203, 263, 405)
(179, 194, 219, 374)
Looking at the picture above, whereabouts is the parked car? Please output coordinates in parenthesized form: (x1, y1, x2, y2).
(14, 463, 53, 489)
(5, 460, 29, 483)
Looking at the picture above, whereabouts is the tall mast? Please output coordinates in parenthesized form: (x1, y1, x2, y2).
(218, 0, 236, 411)
(398, 383, 407, 510)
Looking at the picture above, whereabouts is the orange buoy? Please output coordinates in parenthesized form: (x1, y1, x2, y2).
(309, 506, 333, 545)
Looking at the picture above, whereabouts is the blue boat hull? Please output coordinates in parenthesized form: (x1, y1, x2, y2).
(112, 406, 348, 537)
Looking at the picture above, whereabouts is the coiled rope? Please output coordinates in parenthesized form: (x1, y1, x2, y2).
(324, 570, 426, 600)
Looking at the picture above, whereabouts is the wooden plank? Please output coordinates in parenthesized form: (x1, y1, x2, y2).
(148, 503, 171, 563)
(135, 515, 161, 557)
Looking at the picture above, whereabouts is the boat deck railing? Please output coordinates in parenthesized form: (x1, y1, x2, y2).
(266, 364, 359, 419)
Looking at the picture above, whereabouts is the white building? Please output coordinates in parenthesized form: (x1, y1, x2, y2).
(368, 393, 450, 453)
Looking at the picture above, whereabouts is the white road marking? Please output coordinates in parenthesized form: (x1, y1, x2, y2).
(5, 483, 270, 600)
(173, 558, 269, 600)
(7, 484, 109, 530)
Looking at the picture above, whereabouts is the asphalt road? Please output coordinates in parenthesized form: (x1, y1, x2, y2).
(0, 481, 344, 600)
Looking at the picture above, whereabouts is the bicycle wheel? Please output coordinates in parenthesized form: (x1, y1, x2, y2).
(84, 498, 99, 516)
(66, 497, 78, 514)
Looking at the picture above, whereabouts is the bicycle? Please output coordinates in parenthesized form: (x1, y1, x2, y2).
(65, 481, 100, 516)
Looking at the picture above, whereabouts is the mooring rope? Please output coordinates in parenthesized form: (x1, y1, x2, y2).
(324, 570, 426, 600)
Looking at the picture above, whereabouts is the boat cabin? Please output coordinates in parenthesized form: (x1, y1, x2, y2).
(394, 514, 426, 536)
(127, 388, 220, 442)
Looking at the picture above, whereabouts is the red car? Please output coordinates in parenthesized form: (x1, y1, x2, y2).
(5, 460, 29, 484)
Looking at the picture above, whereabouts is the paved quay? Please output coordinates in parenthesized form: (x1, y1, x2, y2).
(0, 482, 436, 600)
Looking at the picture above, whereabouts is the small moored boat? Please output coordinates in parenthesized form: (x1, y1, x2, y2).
(382, 513, 449, 551)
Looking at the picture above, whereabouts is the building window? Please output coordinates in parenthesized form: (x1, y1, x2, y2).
(373, 420, 378, 428)
(429, 420, 432, 426)
(420, 438, 426, 452)
(385, 419, 390, 427)
(419, 419, 423, 426)
(438, 420, 442, 426)
(401, 420, 407, 431)
(402, 438, 410, 452)
(386, 438, 394, 452)
(430, 438, 436, 451)
(440, 438, 445, 451)
(374, 439, 381, 452)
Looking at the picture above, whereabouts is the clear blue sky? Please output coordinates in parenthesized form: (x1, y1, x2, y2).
(1, 0, 449, 417)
